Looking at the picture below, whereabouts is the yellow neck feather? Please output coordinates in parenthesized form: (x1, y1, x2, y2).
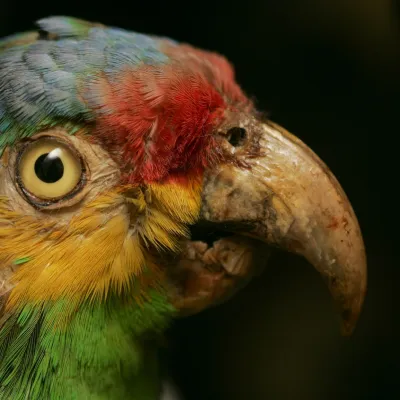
(0, 178, 202, 308)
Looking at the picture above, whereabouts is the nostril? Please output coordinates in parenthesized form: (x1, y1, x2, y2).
(226, 127, 247, 147)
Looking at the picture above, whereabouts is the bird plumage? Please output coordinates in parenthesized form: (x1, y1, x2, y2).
(0, 15, 367, 400)
(0, 16, 248, 182)
(0, 16, 221, 398)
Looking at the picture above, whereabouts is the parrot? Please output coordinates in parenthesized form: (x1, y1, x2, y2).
(0, 16, 367, 400)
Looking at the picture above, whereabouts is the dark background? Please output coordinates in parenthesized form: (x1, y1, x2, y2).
(1, 1, 396, 399)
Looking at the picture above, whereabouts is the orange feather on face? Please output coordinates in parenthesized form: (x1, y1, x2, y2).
(0, 176, 202, 309)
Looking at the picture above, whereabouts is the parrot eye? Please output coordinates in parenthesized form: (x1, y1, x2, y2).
(16, 137, 86, 205)
(226, 127, 247, 147)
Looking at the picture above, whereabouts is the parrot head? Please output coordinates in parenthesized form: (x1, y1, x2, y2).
(0, 16, 366, 338)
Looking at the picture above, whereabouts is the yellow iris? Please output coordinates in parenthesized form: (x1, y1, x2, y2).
(18, 138, 83, 200)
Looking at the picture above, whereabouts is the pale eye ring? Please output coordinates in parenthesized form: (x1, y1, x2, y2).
(15, 136, 86, 206)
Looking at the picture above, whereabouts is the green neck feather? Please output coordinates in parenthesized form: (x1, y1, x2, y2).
(0, 290, 176, 400)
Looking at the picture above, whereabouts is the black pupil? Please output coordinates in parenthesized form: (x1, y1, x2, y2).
(227, 127, 247, 147)
(34, 153, 64, 183)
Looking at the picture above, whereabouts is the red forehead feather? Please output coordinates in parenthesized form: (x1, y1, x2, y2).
(162, 42, 248, 105)
(91, 46, 249, 184)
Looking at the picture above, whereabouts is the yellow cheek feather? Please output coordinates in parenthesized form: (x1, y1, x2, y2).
(0, 176, 202, 308)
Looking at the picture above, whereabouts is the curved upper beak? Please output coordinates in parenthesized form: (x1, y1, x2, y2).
(200, 120, 367, 335)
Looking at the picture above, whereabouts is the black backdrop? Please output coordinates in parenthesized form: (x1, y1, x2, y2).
(1, 1, 396, 399)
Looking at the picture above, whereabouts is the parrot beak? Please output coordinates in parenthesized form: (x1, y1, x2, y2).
(200, 120, 367, 335)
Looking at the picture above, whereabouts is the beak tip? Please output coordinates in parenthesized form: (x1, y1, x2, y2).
(339, 279, 367, 337)
(340, 311, 358, 336)
(340, 310, 362, 336)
